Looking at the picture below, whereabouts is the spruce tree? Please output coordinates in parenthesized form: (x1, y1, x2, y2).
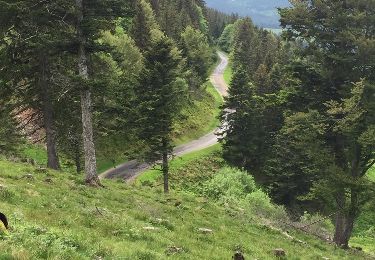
(73, 0, 130, 186)
(219, 66, 253, 168)
(136, 35, 185, 193)
(0, 0, 75, 170)
(231, 18, 259, 78)
(180, 26, 212, 89)
(130, 0, 161, 52)
(278, 0, 375, 247)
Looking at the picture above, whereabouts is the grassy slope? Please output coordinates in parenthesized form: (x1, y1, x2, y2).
(0, 157, 371, 260)
(350, 166, 375, 253)
(140, 146, 375, 255)
(173, 82, 223, 146)
(136, 144, 222, 185)
(368, 166, 375, 182)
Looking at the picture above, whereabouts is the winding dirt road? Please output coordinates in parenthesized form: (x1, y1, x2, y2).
(99, 52, 229, 181)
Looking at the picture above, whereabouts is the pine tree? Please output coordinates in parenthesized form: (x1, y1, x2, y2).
(220, 66, 252, 168)
(73, 0, 130, 186)
(278, 0, 375, 247)
(180, 26, 212, 89)
(0, 0, 75, 170)
(130, 0, 161, 51)
(231, 18, 259, 78)
(136, 35, 185, 193)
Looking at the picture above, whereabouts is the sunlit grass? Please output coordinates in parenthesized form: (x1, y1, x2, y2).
(173, 81, 223, 146)
(223, 63, 232, 85)
(136, 144, 221, 185)
(367, 166, 375, 182)
(0, 156, 370, 259)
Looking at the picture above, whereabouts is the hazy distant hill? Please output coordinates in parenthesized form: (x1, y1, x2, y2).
(205, 0, 290, 28)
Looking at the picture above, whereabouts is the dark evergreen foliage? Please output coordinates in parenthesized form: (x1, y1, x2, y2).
(136, 36, 186, 193)
(219, 1, 375, 248)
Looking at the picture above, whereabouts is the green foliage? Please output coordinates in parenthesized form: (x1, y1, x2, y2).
(218, 18, 281, 78)
(218, 23, 235, 52)
(131, 0, 162, 51)
(231, 18, 258, 76)
(202, 167, 257, 202)
(96, 75, 222, 173)
(220, 63, 284, 173)
(180, 26, 213, 89)
(195, 5, 209, 36)
(150, 0, 209, 40)
(206, 8, 238, 40)
(272, 0, 375, 247)
(93, 29, 145, 173)
(218, 0, 375, 248)
(136, 36, 186, 163)
(0, 106, 21, 155)
(0, 0, 219, 177)
(201, 167, 287, 221)
(100, 30, 144, 76)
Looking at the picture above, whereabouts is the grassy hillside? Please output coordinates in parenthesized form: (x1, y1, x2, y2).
(368, 167, 375, 182)
(350, 166, 375, 253)
(223, 64, 233, 85)
(173, 82, 223, 146)
(0, 153, 373, 259)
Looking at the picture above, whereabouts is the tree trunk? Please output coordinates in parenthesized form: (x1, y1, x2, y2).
(333, 187, 358, 248)
(39, 53, 60, 170)
(76, 0, 101, 186)
(81, 88, 100, 185)
(332, 143, 361, 248)
(333, 211, 355, 248)
(162, 139, 169, 193)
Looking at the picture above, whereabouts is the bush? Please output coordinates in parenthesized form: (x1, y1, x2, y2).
(245, 190, 287, 221)
(299, 211, 334, 237)
(201, 167, 288, 221)
(202, 167, 257, 202)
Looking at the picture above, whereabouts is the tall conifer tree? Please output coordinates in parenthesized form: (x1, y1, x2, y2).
(137, 36, 185, 193)
(278, 0, 375, 247)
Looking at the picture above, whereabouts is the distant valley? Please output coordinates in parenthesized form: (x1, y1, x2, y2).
(205, 0, 290, 28)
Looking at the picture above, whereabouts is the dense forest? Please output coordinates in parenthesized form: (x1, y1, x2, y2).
(218, 1, 375, 249)
(0, 0, 218, 186)
(0, 0, 374, 258)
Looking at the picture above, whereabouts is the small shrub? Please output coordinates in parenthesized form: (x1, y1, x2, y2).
(201, 167, 288, 222)
(300, 211, 334, 236)
(364, 226, 375, 238)
(202, 167, 257, 201)
(245, 190, 287, 221)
